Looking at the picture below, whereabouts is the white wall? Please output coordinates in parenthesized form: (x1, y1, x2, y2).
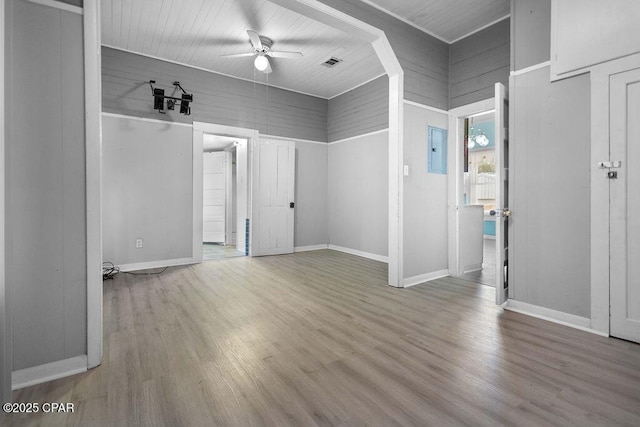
(328, 131, 389, 258)
(102, 115, 193, 266)
(403, 104, 449, 280)
(295, 142, 329, 248)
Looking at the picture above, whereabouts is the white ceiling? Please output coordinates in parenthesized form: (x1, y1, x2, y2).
(363, 0, 510, 43)
(101, 0, 385, 99)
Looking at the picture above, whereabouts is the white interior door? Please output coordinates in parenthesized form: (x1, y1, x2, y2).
(252, 138, 295, 256)
(610, 67, 640, 343)
(203, 152, 226, 243)
(495, 83, 510, 305)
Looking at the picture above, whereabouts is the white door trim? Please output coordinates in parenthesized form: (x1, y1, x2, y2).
(447, 98, 495, 277)
(192, 122, 257, 259)
(268, 0, 404, 287)
(84, 0, 103, 370)
(590, 52, 640, 335)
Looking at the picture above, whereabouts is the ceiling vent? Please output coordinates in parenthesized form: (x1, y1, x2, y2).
(321, 57, 343, 68)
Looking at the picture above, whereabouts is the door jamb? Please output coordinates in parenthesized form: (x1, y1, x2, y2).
(193, 122, 257, 260)
(447, 98, 495, 277)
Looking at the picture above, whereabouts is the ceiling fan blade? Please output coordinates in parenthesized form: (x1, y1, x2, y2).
(220, 52, 256, 58)
(219, 52, 256, 58)
(268, 51, 303, 59)
(247, 30, 262, 50)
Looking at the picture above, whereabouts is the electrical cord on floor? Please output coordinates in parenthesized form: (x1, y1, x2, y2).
(124, 266, 169, 276)
(102, 261, 120, 280)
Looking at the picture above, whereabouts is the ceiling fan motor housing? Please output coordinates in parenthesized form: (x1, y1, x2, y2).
(257, 36, 273, 53)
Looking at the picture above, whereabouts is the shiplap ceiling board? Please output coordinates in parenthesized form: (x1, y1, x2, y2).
(101, 0, 385, 98)
(365, 0, 510, 43)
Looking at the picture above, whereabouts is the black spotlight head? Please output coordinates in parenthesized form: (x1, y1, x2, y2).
(180, 93, 193, 115)
(153, 88, 165, 111)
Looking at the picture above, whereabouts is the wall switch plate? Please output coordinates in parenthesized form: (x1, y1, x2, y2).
(403, 165, 409, 176)
(136, 238, 143, 248)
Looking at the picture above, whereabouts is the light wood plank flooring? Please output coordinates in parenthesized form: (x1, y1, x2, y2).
(5, 249, 640, 426)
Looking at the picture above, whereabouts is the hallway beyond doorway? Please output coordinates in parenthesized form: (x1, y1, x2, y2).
(461, 239, 496, 287)
(202, 243, 244, 261)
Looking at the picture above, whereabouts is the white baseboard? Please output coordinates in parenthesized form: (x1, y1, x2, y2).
(463, 263, 483, 274)
(504, 300, 608, 337)
(12, 355, 87, 390)
(328, 245, 389, 263)
(118, 257, 196, 272)
(403, 269, 450, 288)
(294, 244, 329, 252)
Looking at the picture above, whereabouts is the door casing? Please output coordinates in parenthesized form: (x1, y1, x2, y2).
(193, 122, 257, 260)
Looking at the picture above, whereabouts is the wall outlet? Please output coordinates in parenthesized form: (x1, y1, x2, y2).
(135, 238, 143, 248)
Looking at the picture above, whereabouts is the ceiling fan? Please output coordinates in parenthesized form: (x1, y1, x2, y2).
(220, 30, 303, 74)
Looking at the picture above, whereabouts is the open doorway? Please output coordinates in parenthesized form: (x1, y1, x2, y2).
(460, 112, 496, 286)
(202, 134, 247, 261)
(448, 84, 509, 303)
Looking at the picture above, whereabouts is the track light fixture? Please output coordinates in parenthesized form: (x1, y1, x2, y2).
(149, 80, 193, 115)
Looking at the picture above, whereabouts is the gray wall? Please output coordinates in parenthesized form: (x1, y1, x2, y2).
(511, 0, 551, 71)
(511, 68, 590, 317)
(317, 0, 449, 110)
(102, 116, 329, 264)
(1, 0, 8, 410)
(102, 116, 193, 266)
(449, 19, 510, 109)
(295, 142, 329, 247)
(102, 47, 328, 142)
(328, 75, 388, 142)
(403, 104, 449, 279)
(328, 131, 388, 257)
(510, 0, 591, 317)
(6, 0, 86, 370)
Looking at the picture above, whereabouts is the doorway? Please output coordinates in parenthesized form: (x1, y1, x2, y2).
(448, 83, 510, 305)
(460, 111, 497, 287)
(192, 122, 255, 262)
(202, 134, 247, 261)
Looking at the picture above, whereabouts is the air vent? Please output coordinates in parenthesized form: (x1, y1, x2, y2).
(321, 57, 343, 68)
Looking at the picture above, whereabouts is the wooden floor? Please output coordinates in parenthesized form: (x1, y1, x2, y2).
(5, 250, 640, 426)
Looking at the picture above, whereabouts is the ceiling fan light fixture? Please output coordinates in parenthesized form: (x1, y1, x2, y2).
(475, 133, 489, 147)
(254, 55, 269, 71)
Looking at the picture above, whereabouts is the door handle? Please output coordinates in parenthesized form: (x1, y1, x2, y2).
(490, 208, 511, 217)
(290, 202, 295, 208)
